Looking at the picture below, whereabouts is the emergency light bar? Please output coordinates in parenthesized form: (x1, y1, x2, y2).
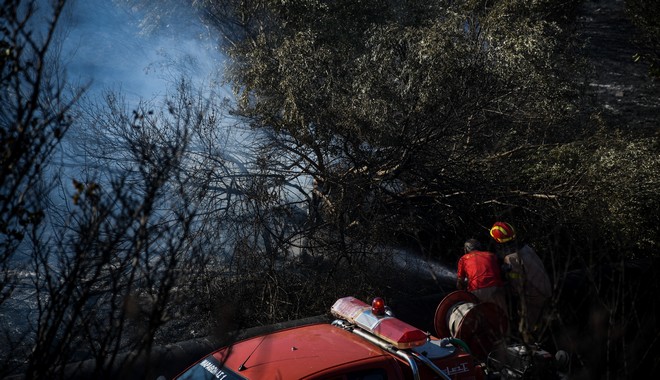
(331, 297, 428, 349)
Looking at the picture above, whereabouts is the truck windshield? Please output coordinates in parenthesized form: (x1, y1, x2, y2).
(176, 355, 246, 380)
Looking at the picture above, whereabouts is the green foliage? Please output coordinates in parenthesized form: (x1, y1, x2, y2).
(522, 131, 659, 260)
(585, 136, 660, 255)
(204, 0, 587, 258)
(626, 0, 660, 79)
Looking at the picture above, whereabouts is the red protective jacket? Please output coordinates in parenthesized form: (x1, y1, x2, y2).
(457, 250, 504, 291)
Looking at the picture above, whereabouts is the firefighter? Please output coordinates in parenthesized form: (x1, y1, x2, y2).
(456, 239, 508, 316)
(489, 221, 552, 343)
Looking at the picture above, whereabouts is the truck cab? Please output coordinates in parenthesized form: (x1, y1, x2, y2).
(174, 296, 485, 380)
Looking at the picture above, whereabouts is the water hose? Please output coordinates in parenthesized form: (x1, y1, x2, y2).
(440, 337, 472, 355)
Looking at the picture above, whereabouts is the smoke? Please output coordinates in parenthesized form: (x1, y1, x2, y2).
(46, 0, 232, 212)
(1, 0, 231, 342)
(60, 0, 224, 101)
(53, 0, 232, 160)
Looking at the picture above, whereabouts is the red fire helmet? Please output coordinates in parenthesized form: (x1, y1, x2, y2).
(490, 222, 516, 243)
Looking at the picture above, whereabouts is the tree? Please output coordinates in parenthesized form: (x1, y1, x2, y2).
(201, 0, 586, 258)
(0, 0, 80, 306)
(0, 2, 226, 374)
(0, 76, 218, 379)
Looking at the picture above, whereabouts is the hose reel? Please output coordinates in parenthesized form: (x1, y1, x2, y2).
(434, 290, 509, 359)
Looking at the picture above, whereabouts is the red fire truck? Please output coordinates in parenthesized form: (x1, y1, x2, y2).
(174, 292, 565, 379)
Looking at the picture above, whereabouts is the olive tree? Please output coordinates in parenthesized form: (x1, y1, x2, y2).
(201, 0, 586, 259)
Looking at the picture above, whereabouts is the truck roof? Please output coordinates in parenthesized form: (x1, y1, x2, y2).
(179, 322, 397, 379)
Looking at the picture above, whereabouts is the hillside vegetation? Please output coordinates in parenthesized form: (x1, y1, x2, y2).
(1, 0, 658, 378)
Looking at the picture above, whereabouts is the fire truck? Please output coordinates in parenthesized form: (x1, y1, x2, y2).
(174, 291, 566, 379)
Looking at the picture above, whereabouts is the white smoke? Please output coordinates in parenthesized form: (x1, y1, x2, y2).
(60, 0, 225, 101)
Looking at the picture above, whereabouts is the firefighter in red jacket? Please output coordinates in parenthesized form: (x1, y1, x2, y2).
(456, 239, 508, 316)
